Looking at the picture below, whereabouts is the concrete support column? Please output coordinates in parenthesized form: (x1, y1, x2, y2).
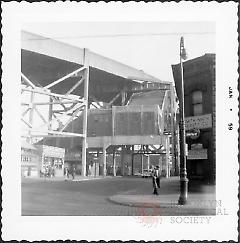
(102, 145, 107, 177)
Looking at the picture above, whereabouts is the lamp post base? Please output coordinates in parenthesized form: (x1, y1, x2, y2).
(178, 177, 189, 205)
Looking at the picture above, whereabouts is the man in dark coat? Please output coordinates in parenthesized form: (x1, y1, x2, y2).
(152, 167, 158, 195)
(155, 166, 161, 188)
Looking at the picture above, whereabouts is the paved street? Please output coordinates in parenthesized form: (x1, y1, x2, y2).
(22, 176, 215, 216)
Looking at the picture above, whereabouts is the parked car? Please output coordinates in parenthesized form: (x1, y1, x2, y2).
(141, 169, 152, 178)
(134, 171, 142, 177)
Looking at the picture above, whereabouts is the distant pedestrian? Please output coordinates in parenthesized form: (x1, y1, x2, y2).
(155, 166, 161, 188)
(152, 167, 158, 195)
(88, 164, 91, 177)
(51, 166, 55, 178)
(72, 166, 76, 180)
(64, 167, 69, 180)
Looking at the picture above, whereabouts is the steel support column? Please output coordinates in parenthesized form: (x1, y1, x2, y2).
(121, 146, 125, 176)
(48, 97, 53, 131)
(28, 91, 34, 143)
(131, 145, 134, 176)
(112, 147, 116, 177)
(102, 145, 107, 177)
(81, 49, 89, 177)
(147, 155, 150, 170)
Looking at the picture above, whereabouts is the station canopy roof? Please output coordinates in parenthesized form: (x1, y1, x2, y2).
(21, 31, 166, 105)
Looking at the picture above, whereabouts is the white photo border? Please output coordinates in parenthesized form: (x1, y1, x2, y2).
(1, 2, 239, 241)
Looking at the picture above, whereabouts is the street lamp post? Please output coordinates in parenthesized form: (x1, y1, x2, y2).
(178, 36, 188, 205)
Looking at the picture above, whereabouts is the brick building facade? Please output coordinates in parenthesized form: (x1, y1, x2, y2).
(172, 53, 215, 183)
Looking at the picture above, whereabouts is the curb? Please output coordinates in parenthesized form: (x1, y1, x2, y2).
(71, 177, 105, 182)
(108, 195, 216, 210)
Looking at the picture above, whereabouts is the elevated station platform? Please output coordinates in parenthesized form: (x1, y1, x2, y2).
(21, 31, 177, 177)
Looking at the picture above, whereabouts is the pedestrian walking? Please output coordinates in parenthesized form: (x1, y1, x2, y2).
(152, 167, 158, 195)
(155, 166, 161, 188)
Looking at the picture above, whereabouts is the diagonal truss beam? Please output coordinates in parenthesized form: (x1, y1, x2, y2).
(51, 96, 67, 111)
(21, 69, 88, 145)
(22, 129, 85, 138)
(107, 92, 121, 107)
(59, 106, 84, 132)
(36, 102, 86, 130)
(44, 66, 86, 89)
(34, 106, 48, 124)
(66, 77, 84, 95)
(21, 73, 36, 88)
(52, 113, 64, 128)
(22, 87, 82, 102)
(30, 100, 78, 106)
(22, 107, 31, 117)
(90, 102, 100, 109)
(21, 117, 33, 128)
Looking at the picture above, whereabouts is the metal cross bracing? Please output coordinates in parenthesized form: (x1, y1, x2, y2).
(21, 49, 90, 176)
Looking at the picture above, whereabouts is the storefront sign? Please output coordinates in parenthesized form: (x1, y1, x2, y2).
(187, 149, 208, 160)
(42, 145, 65, 158)
(185, 114, 212, 131)
(65, 152, 81, 161)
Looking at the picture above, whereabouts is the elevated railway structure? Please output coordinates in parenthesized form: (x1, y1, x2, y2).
(21, 31, 178, 177)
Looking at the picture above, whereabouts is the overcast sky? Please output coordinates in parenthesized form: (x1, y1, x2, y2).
(22, 21, 215, 82)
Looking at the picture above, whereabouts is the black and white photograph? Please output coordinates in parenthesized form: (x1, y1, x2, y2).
(1, 2, 238, 241)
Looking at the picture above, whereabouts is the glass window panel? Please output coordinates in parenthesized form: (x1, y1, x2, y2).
(193, 104, 203, 116)
(192, 91, 202, 104)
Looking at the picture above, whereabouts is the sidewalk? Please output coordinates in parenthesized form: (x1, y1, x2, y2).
(22, 175, 113, 182)
(108, 177, 216, 211)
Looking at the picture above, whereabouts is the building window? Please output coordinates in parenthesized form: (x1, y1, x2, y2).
(192, 90, 203, 116)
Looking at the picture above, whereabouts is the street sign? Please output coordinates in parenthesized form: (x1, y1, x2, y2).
(185, 114, 212, 131)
